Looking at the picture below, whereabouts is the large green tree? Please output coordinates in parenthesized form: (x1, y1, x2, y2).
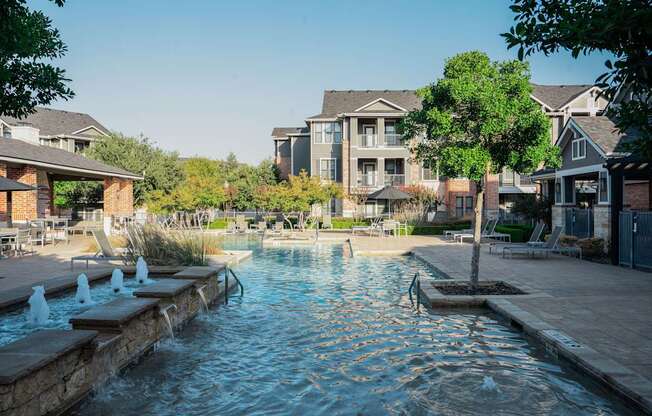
(85, 133, 183, 206)
(400, 51, 559, 290)
(503, 0, 652, 156)
(1, 0, 74, 118)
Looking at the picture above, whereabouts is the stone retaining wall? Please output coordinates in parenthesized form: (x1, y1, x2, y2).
(0, 266, 237, 416)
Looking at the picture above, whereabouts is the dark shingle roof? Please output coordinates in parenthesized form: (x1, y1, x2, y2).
(0, 107, 109, 137)
(271, 127, 309, 138)
(530, 84, 594, 110)
(572, 116, 638, 155)
(308, 90, 421, 119)
(0, 139, 141, 179)
(0, 176, 35, 191)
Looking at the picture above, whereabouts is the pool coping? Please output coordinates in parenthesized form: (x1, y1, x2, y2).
(412, 252, 652, 414)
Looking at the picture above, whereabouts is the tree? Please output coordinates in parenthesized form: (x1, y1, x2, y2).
(400, 51, 559, 291)
(503, 0, 652, 156)
(511, 194, 553, 226)
(85, 133, 183, 206)
(1, 0, 74, 118)
(53, 181, 102, 208)
(403, 184, 445, 223)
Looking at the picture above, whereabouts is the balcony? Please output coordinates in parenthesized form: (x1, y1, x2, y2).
(359, 134, 377, 148)
(357, 172, 378, 187)
(384, 174, 405, 187)
(384, 133, 403, 147)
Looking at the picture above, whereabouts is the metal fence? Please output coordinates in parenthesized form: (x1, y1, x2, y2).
(564, 208, 593, 238)
(619, 211, 652, 270)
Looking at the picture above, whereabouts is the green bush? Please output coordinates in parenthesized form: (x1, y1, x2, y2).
(208, 219, 228, 229)
(331, 217, 370, 229)
(407, 223, 470, 235)
(495, 224, 534, 243)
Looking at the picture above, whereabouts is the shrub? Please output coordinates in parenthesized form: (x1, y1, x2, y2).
(125, 224, 222, 266)
(577, 238, 605, 257)
(407, 223, 470, 235)
(495, 224, 535, 243)
(208, 219, 228, 229)
(331, 217, 370, 229)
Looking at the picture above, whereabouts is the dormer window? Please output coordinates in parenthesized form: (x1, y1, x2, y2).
(2, 127, 11, 139)
(571, 137, 586, 160)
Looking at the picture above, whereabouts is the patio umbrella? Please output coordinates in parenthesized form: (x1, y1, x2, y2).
(0, 176, 35, 192)
(367, 186, 411, 217)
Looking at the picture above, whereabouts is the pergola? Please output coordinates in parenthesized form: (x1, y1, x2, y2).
(608, 156, 652, 265)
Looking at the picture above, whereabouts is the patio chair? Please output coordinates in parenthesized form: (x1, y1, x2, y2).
(28, 221, 47, 246)
(256, 221, 267, 233)
(489, 221, 545, 254)
(10, 229, 33, 256)
(502, 226, 580, 259)
(70, 229, 127, 269)
(352, 216, 382, 236)
(225, 221, 237, 234)
(271, 221, 284, 235)
(235, 216, 248, 233)
(453, 219, 498, 244)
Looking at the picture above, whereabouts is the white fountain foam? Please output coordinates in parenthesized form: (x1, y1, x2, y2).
(27, 286, 50, 325)
(111, 269, 125, 294)
(75, 273, 94, 305)
(136, 257, 153, 284)
(480, 376, 500, 392)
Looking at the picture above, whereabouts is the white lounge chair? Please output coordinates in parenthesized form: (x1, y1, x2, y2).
(454, 219, 501, 244)
(70, 230, 127, 269)
(502, 226, 581, 259)
(489, 221, 545, 254)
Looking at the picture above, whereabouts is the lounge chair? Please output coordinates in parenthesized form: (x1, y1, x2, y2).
(352, 216, 382, 236)
(489, 221, 545, 254)
(70, 230, 127, 269)
(321, 214, 333, 230)
(271, 222, 284, 235)
(225, 221, 237, 234)
(256, 221, 267, 233)
(454, 219, 499, 244)
(502, 226, 581, 259)
(444, 219, 485, 239)
(235, 216, 248, 233)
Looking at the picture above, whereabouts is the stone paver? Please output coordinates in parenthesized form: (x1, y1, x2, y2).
(133, 279, 195, 298)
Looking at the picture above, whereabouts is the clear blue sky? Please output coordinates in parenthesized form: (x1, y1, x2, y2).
(33, 0, 609, 164)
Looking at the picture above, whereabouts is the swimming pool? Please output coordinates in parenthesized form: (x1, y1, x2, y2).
(0, 275, 160, 346)
(72, 240, 633, 415)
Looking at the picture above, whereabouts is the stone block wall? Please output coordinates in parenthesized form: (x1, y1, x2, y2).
(593, 205, 611, 244)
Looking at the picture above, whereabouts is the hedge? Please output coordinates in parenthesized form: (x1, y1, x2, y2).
(407, 223, 470, 235)
(331, 218, 370, 229)
(208, 219, 228, 229)
(495, 224, 534, 243)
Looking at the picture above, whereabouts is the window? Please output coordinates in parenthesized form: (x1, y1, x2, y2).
(319, 158, 337, 181)
(599, 171, 609, 203)
(2, 128, 11, 139)
(385, 121, 400, 146)
(455, 197, 464, 218)
(465, 196, 474, 216)
(313, 122, 341, 144)
(74, 140, 89, 153)
(422, 160, 438, 181)
(572, 138, 587, 160)
(555, 178, 562, 204)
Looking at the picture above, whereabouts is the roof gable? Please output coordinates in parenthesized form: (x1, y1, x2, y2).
(0, 107, 109, 137)
(354, 98, 407, 112)
(558, 116, 638, 156)
(530, 84, 594, 110)
(309, 90, 421, 118)
(271, 127, 309, 138)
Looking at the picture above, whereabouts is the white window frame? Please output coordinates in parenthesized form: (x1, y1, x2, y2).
(571, 137, 587, 160)
(313, 122, 342, 144)
(319, 158, 337, 181)
(554, 177, 563, 205)
(598, 170, 610, 204)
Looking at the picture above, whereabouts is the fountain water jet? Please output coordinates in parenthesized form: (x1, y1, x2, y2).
(481, 376, 499, 392)
(27, 286, 49, 325)
(196, 285, 209, 313)
(136, 257, 154, 284)
(75, 274, 93, 305)
(159, 304, 178, 339)
(111, 269, 125, 293)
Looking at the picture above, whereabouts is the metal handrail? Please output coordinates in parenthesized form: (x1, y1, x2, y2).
(223, 266, 244, 304)
(408, 272, 421, 311)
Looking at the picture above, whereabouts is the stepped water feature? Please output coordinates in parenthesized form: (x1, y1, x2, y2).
(111, 269, 125, 293)
(75, 274, 94, 305)
(27, 286, 49, 326)
(136, 257, 154, 284)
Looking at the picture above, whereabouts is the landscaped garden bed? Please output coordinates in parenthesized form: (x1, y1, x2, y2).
(432, 280, 526, 296)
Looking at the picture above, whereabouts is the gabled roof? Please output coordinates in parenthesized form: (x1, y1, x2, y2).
(271, 127, 309, 138)
(0, 107, 109, 137)
(307, 90, 421, 119)
(0, 139, 141, 179)
(530, 84, 594, 110)
(564, 116, 639, 156)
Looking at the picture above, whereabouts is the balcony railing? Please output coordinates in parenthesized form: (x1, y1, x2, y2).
(384, 133, 403, 147)
(357, 173, 378, 187)
(384, 174, 405, 186)
(359, 134, 377, 148)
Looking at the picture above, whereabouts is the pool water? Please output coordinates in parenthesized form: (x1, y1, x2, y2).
(69, 239, 633, 415)
(0, 275, 159, 346)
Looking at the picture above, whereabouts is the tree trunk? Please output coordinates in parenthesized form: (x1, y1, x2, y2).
(470, 180, 485, 293)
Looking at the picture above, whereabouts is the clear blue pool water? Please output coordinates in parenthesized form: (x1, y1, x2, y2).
(72, 237, 634, 415)
(0, 275, 159, 346)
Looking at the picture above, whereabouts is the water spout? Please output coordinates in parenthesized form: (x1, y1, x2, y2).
(160, 304, 177, 339)
(75, 273, 93, 305)
(136, 257, 153, 284)
(196, 285, 209, 313)
(481, 376, 499, 392)
(27, 286, 49, 325)
(111, 269, 125, 294)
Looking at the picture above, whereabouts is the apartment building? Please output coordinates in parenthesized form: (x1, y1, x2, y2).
(272, 86, 610, 219)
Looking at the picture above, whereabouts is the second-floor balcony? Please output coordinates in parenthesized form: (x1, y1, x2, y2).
(357, 172, 378, 187)
(359, 133, 378, 148)
(384, 174, 405, 187)
(384, 133, 402, 147)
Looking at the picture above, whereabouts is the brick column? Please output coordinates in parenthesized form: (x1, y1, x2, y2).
(103, 177, 120, 216)
(484, 173, 499, 219)
(0, 164, 7, 222)
(118, 179, 134, 216)
(9, 166, 38, 222)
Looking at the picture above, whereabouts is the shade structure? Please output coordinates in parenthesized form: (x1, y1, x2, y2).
(0, 176, 35, 192)
(367, 186, 412, 217)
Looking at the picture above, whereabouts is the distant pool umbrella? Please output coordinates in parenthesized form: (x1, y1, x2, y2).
(0, 176, 35, 192)
(367, 186, 411, 217)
